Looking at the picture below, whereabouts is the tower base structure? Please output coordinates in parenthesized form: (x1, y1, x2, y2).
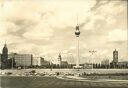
(73, 65, 83, 69)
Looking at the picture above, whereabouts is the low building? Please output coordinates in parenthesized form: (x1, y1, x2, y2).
(32, 57, 40, 66)
(83, 63, 92, 69)
(118, 61, 128, 68)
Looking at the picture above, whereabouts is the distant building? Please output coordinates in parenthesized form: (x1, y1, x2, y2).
(1, 44, 17, 69)
(8, 53, 16, 68)
(8, 53, 15, 59)
(32, 57, 40, 66)
(113, 49, 118, 63)
(110, 49, 119, 68)
(58, 53, 62, 65)
(61, 61, 68, 66)
(57, 53, 68, 68)
(40, 57, 50, 66)
(14, 54, 33, 67)
(1, 43, 8, 69)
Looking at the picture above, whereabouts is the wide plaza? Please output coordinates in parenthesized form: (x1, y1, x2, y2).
(1, 76, 128, 88)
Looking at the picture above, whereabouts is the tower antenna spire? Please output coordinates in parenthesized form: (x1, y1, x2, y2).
(77, 14, 78, 25)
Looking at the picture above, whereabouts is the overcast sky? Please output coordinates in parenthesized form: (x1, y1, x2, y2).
(0, 0, 127, 64)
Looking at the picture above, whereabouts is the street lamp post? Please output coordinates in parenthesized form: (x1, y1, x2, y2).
(11, 53, 16, 69)
(24, 58, 25, 69)
(12, 45, 16, 69)
(11, 56, 14, 70)
(50, 57, 53, 71)
(89, 50, 97, 73)
(11, 57, 13, 69)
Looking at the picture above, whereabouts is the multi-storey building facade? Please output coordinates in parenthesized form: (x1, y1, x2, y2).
(14, 54, 33, 67)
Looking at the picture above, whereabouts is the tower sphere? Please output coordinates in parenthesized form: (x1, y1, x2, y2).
(75, 25, 80, 37)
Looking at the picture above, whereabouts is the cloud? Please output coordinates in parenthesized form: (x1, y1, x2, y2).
(90, 0, 111, 11)
(108, 29, 127, 41)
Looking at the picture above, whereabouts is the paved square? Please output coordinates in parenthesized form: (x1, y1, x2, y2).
(1, 76, 128, 88)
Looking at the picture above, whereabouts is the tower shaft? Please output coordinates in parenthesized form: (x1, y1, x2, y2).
(76, 37, 79, 67)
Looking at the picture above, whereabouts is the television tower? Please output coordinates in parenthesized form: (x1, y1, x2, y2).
(74, 16, 80, 68)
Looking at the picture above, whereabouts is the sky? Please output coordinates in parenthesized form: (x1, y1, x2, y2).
(0, 0, 127, 64)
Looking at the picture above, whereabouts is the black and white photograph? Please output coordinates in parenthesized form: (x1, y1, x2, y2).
(0, 0, 128, 88)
